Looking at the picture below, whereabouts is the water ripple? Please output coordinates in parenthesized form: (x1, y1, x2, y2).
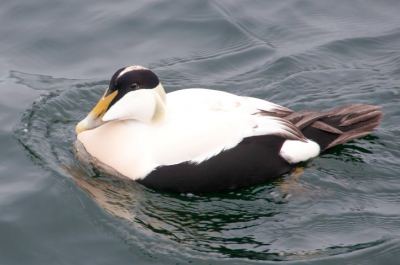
(11, 68, 399, 262)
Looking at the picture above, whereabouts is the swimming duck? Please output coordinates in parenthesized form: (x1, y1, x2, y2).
(76, 66, 383, 193)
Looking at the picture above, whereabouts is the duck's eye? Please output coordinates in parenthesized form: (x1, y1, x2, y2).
(131, 83, 138, 89)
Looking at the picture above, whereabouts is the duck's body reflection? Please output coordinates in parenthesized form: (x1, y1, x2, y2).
(67, 140, 140, 222)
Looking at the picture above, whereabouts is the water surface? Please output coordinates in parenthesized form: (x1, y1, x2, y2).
(1, 0, 400, 264)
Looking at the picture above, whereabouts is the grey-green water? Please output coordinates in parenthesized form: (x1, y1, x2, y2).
(1, 0, 400, 264)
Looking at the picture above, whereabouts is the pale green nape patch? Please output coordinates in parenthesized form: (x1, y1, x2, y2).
(154, 83, 166, 104)
(151, 83, 167, 125)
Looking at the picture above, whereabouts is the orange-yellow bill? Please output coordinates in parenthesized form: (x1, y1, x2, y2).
(76, 90, 118, 134)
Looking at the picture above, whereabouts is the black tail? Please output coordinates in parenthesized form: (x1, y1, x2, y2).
(284, 105, 383, 151)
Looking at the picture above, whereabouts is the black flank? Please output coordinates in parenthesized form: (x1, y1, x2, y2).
(137, 136, 291, 194)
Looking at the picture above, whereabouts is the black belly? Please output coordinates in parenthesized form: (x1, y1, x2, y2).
(137, 135, 292, 194)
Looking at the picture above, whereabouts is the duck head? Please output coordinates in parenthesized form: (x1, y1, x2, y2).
(76, 66, 166, 134)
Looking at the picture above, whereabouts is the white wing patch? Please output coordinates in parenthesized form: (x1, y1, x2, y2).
(279, 140, 320, 164)
(154, 88, 306, 165)
(166, 88, 293, 116)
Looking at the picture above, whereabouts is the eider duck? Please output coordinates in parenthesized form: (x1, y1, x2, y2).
(75, 66, 383, 194)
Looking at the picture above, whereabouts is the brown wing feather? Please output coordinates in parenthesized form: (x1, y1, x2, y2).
(283, 104, 383, 151)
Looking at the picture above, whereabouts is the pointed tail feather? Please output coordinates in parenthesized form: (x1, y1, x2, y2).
(285, 105, 383, 151)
